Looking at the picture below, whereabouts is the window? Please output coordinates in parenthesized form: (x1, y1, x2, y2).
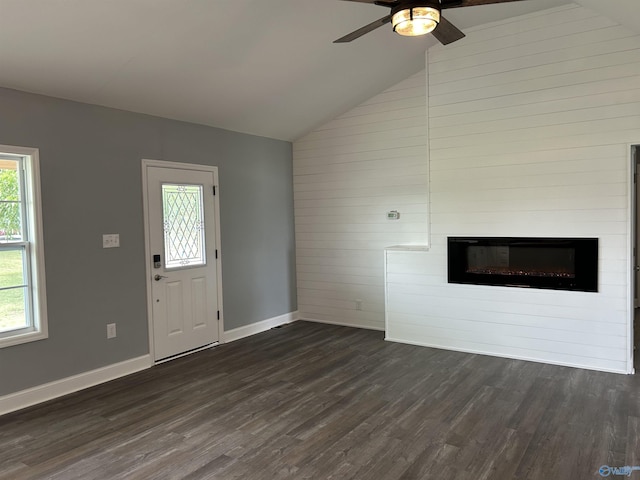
(0, 145, 47, 348)
(162, 183, 206, 269)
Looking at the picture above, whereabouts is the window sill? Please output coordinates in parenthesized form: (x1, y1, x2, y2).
(0, 329, 48, 348)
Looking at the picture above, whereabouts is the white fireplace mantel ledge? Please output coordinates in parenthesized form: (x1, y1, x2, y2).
(385, 245, 430, 252)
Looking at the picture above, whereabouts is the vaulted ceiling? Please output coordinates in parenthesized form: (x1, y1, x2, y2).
(0, 0, 636, 141)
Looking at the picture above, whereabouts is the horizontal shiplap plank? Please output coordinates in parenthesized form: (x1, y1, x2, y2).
(295, 205, 428, 219)
(300, 304, 383, 322)
(297, 263, 382, 277)
(431, 62, 640, 109)
(430, 49, 640, 99)
(429, 145, 625, 171)
(293, 135, 427, 161)
(429, 169, 626, 191)
(429, 182, 626, 204)
(429, 196, 627, 214)
(293, 145, 426, 168)
(431, 102, 640, 141)
(430, 209, 627, 224)
(296, 223, 427, 234)
(385, 288, 626, 324)
(430, 155, 626, 180)
(298, 287, 384, 305)
(294, 183, 427, 201)
(430, 116, 640, 151)
(294, 155, 426, 177)
(300, 295, 384, 313)
(297, 255, 383, 268)
(429, 34, 640, 84)
(430, 129, 640, 160)
(430, 88, 640, 130)
(429, 75, 640, 119)
(294, 169, 428, 191)
(385, 310, 625, 347)
(429, 24, 630, 78)
(297, 280, 384, 296)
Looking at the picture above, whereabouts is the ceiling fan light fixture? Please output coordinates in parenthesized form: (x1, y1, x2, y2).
(392, 6, 440, 37)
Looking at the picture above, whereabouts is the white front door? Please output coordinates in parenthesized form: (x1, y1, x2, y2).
(143, 162, 222, 361)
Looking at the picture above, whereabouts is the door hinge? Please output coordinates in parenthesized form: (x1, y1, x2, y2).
(217, 311, 220, 320)
(213, 185, 216, 195)
(215, 249, 218, 259)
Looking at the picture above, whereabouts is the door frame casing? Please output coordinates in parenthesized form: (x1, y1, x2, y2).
(141, 159, 224, 362)
(629, 144, 639, 374)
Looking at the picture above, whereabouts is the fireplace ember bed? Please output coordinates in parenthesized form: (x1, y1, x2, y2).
(447, 237, 598, 292)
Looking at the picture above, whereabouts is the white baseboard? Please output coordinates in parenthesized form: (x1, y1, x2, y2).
(0, 355, 152, 416)
(224, 311, 299, 343)
(301, 317, 385, 332)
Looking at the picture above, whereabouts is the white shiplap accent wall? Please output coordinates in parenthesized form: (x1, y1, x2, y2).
(386, 3, 640, 373)
(293, 71, 429, 330)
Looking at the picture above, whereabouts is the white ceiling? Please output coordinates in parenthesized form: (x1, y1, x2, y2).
(0, 0, 635, 141)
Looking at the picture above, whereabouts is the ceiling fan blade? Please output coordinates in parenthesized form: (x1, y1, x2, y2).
(432, 17, 466, 45)
(334, 15, 393, 43)
(339, 0, 398, 3)
(441, 0, 527, 8)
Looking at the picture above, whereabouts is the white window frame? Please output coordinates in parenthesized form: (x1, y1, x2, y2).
(0, 144, 48, 348)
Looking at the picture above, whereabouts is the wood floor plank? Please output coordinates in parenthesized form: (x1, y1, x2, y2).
(2, 321, 640, 479)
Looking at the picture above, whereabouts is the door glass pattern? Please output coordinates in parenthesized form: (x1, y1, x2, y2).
(162, 184, 206, 269)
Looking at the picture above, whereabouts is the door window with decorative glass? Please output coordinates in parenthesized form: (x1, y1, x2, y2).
(162, 184, 206, 269)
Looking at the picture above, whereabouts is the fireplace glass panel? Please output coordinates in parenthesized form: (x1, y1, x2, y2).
(466, 246, 575, 279)
(448, 237, 597, 292)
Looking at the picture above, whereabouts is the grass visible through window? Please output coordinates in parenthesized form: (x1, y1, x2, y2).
(0, 249, 26, 331)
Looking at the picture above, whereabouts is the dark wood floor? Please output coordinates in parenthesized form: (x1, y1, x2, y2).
(1, 321, 640, 480)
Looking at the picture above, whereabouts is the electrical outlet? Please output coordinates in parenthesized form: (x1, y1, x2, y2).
(102, 234, 120, 248)
(107, 323, 117, 339)
(355, 299, 363, 311)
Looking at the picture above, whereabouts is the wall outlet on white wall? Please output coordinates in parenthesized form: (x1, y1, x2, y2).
(102, 234, 120, 248)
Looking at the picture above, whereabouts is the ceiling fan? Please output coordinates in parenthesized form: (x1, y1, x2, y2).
(335, 0, 527, 45)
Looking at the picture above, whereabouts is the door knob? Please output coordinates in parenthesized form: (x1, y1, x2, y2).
(154, 274, 168, 281)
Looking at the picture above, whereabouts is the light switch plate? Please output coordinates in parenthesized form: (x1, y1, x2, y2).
(102, 234, 120, 248)
(107, 323, 117, 339)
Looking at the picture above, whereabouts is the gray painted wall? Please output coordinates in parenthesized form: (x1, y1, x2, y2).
(0, 87, 296, 396)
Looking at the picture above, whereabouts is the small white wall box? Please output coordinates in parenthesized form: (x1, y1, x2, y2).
(387, 210, 400, 220)
(102, 234, 120, 248)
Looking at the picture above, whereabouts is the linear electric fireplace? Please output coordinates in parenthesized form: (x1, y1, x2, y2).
(448, 237, 598, 292)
